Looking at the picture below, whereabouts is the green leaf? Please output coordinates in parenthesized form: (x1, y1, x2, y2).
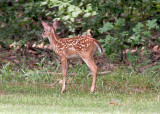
(99, 39, 105, 43)
(115, 18, 125, 26)
(86, 4, 92, 11)
(137, 22, 144, 28)
(143, 31, 151, 37)
(59, 5, 64, 11)
(40, 1, 48, 6)
(105, 35, 113, 44)
(83, 13, 91, 18)
(70, 18, 74, 22)
(121, 31, 129, 37)
(72, 12, 78, 17)
(98, 22, 114, 33)
(62, 15, 70, 21)
(133, 35, 141, 42)
(75, 7, 81, 12)
(146, 19, 159, 30)
(68, 5, 75, 12)
(72, 10, 82, 17)
(92, 11, 97, 16)
(132, 22, 144, 34)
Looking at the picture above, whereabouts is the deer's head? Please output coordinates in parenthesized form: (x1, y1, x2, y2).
(41, 20, 58, 39)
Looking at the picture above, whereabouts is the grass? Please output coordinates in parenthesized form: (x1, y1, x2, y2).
(0, 61, 160, 113)
(0, 84, 160, 113)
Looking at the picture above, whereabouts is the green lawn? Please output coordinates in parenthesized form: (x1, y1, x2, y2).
(0, 81, 159, 113)
(0, 63, 160, 113)
(0, 93, 159, 113)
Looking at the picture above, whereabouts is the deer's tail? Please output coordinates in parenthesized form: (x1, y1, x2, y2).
(94, 40, 103, 53)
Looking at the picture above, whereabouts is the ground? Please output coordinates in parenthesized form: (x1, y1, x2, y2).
(0, 82, 160, 113)
(0, 46, 160, 113)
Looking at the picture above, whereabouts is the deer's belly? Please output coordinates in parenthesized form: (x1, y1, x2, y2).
(67, 54, 79, 59)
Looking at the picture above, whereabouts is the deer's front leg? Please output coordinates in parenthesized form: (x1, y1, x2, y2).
(61, 57, 68, 93)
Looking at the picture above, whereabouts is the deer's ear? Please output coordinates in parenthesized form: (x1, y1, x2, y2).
(41, 21, 51, 31)
(53, 19, 58, 30)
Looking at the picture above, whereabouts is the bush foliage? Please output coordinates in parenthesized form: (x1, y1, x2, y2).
(0, 0, 160, 58)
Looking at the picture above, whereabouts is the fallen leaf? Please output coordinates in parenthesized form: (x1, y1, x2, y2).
(109, 99, 121, 106)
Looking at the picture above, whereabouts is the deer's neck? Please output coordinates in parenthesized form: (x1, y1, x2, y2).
(51, 28, 60, 42)
(48, 28, 61, 48)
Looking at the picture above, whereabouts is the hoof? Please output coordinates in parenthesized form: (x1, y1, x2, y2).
(61, 89, 66, 93)
(90, 87, 95, 93)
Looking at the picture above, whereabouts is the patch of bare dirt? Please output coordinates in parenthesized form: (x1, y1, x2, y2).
(0, 44, 110, 71)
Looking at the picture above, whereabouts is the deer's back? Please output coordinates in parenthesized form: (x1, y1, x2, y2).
(54, 36, 98, 57)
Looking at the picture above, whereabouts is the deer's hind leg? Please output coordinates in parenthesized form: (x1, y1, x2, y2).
(82, 56, 98, 92)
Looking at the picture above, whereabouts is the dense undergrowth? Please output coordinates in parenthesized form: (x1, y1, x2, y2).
(0, 57, 160, 94)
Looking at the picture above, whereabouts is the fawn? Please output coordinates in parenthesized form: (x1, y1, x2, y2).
(41, 20, 103, 92)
